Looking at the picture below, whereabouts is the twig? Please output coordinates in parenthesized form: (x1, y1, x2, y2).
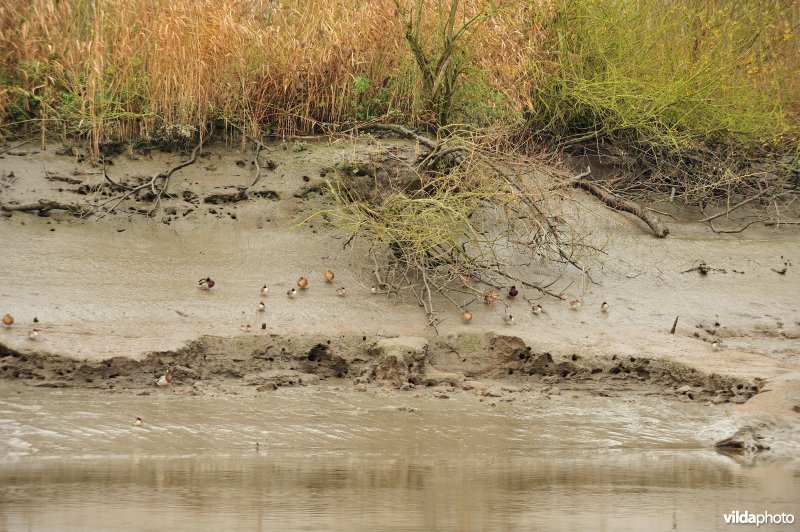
(420, 267, 440, 334)
(237, 142, 263, 199)
(371, 250, 385, 288)
(101, 159, 133, 191)
(646, 207, 677, 220)
(708, 218, 767, 234)
(363, 123, 438, 150)
(227, 122, 273, 154)
(0, 138, 36, 156)
(699, 186, 771, 223)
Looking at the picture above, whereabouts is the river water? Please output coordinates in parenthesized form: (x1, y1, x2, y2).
(1, 384, 798, 531)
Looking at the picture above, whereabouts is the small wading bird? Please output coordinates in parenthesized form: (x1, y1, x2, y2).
(711, 340, 721, 351)
(501, 313, 515, 325)
(337, 286, 346, 297)
(198, 277, 215, 290)
(370, 285, 378, 295)
(287, 287, 297, 298)
(461, 310, 473, 323)
(508, 286, 519, 300)
(28, 328, 40, 340)
(2, 314, 13, 326)
(261, 284, 269, 296)
(135, 417, 142, 426)
(258, 301, 265, 312)
(297, 277, 309, 290)
(324, 270, 335, 283)
(601, 301, 609, 313)
(532, 303, 543, 315)
(570, 299, 582, 310)
(156, 373, 174, 387)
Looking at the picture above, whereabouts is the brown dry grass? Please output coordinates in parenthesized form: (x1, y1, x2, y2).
(0, 0, 547, 146)
(0, 0, 797, 166)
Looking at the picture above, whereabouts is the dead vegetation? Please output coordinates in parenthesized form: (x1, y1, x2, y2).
(307, 125, 658, 330)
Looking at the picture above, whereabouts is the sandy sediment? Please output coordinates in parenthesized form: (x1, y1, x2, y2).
(1, 137, 799, 448)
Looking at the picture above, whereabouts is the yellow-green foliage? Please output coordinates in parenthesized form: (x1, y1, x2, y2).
(0, 0, 797, 154)
(530, 0, 800, 150)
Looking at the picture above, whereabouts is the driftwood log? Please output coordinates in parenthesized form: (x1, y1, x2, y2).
(1, 199, 86, 216)
(572, 177, 670, 238)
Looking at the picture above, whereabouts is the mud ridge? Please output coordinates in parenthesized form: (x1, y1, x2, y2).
(0, 333, 762, 404)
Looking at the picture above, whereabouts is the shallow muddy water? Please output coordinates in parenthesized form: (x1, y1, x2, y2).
(1, 385, 798, 531)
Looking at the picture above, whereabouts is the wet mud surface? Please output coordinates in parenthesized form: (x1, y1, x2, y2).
(1, 137, 799, 451)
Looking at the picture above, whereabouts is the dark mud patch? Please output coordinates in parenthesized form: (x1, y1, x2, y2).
(44, 174, 83, 185)
(204, 188, 280, 204)
(0, 333, 764, 405)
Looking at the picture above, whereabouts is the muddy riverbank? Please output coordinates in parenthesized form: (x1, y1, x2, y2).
(1, 137, 799, 452)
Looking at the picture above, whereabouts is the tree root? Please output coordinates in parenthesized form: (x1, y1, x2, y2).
(89, 136, 206, 219)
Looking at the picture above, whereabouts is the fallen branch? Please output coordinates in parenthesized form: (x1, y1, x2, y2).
(1, 199, 86, 216)
(572, 171, 670, 238)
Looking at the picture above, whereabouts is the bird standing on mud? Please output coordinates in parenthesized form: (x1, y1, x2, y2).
(508, 286, 519, 300)
(198, 277, 215, 290)
(324, 270, 335, 283)
(156, 373, 174, 386)
(570, 299, 582, 310)
(28, 328, 40, 340)
(287, 287, 297, 298)
(461, 310, 473, 323)
(135, 417, 143, 426)
(370, 285, 378, 295)
(297, 277, 309, 290)
(601, 301, 609, 313)
(2, 314, 13, 327)
(336, 286, 346, 297)
(501, 313, 515, 325)
(261, 284, 269, 296)
(258, 301, 266, 312)
(532, 303, 543, 315)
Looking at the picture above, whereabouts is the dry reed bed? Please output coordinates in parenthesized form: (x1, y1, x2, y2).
(0, 0, 798, 204)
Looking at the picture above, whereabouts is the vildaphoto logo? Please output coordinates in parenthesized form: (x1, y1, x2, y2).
(723, 511, 795, 526)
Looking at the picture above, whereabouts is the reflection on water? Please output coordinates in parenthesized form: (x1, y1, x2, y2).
(1, 386, 798, 531)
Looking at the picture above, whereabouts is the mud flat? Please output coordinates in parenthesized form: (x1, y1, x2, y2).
(1, 137, 799, 452)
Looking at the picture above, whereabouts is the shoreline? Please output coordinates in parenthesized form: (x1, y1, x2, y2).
(1, 137, 799, 452)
